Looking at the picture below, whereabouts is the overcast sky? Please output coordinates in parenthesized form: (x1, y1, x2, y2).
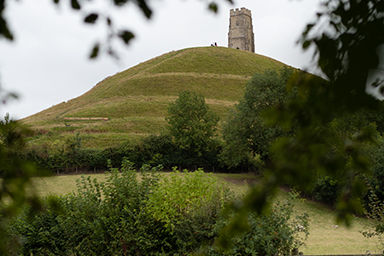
(0, 0, 323, 120)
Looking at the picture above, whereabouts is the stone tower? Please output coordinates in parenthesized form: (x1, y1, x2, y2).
(228, 7, 255, 53)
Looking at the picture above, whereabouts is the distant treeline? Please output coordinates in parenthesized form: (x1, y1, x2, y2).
(21, 133, 251, 175)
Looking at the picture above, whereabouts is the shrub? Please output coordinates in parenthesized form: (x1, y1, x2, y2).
(146, 168, 229, 232)
(145, 167, 233, 253)
(361, 187, 384, 252)
(7, 160, 309, 255)
(206, 192, 310, 256)
(311, 176, 340, 206)
(8, 159, 164, 255)
(7, 161, 232, 255)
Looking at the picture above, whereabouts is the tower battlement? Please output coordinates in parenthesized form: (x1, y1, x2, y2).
(230, 7, 252, 17)
(228, 7, 255, 53)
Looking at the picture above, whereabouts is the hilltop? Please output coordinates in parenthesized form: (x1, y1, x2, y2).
(22, 46, 290, 148)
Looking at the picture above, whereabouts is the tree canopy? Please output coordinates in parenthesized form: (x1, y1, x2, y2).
(218, 1, 384, 245)
(166, 90, 219, 156)
(220, 67, 296, 167)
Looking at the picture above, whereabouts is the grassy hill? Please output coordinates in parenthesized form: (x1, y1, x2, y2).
(22, 47, 289, 148)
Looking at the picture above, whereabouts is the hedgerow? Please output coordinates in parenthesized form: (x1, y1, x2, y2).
(21, 133, 226, 174)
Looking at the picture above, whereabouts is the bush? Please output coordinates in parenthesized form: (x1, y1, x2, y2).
(311, 176, 340, 206)
(145, 167, 233, 254)
(205, 192, 310, 256)
(361, 188, 384, 251)
(146, 167, 231, 229)
(8, 159, 164, 255)
(7, 160, 231, 255)
(6, 160, 310, 255)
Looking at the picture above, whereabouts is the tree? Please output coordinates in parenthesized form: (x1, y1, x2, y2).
(263, 0, 384, 221)
(166, 90, 219, 156)
(220, 67, 296, 167)
(0, 114, 43, 254)
(218, 1, 384, 246)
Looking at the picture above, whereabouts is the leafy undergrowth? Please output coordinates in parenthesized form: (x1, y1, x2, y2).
(221, 175, 382, 255)
(8, 163, 306, 255)
(26, 171, 381, 255)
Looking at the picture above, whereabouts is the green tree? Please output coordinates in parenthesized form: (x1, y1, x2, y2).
(220, 67, 296, 167)
(218, 2, 384, 244)
(166, 91, 219, 156)
(262, 0, 384, 221)
(0, 114, 42, 254)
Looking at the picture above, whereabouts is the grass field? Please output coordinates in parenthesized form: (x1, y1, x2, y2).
(20, 47, 301, 149)
(28, 172, 382, 255)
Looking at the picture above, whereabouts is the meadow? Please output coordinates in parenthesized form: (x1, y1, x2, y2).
(28, 172, 382, 255)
